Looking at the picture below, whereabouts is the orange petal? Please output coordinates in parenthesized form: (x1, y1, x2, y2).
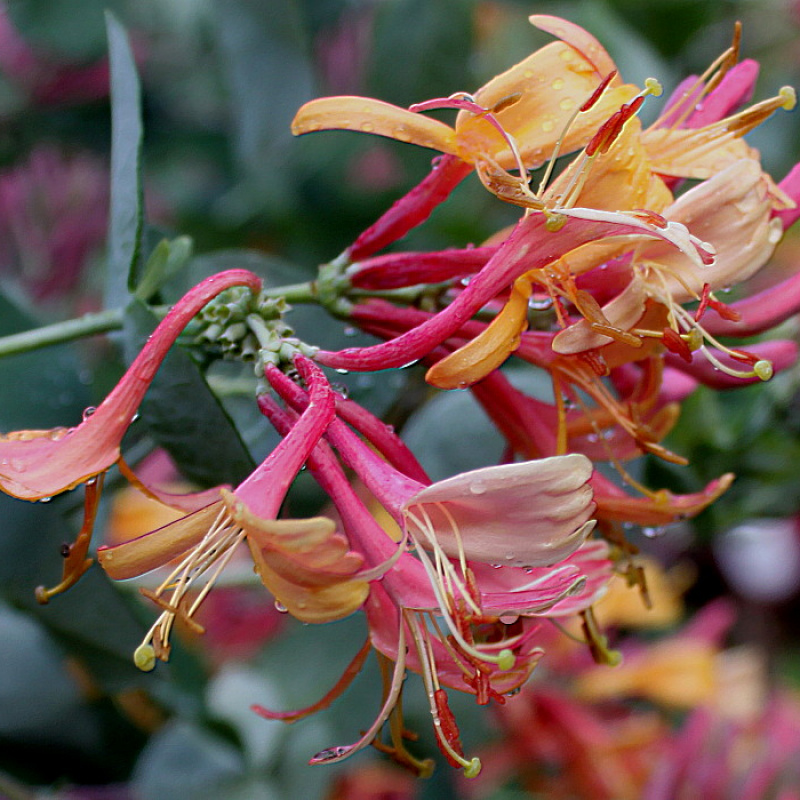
(426, 276, 531, 389)
(97, 502, 223, 580)
(291, 96, 459, 155)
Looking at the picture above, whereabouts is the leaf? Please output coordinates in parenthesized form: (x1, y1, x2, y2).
(135, 236, 194, 302)
(6, 0, 124, 59)
(0, 291, 91, 431)
(123, 300, 255, 487)
(104, 11, 145, 309)
(212, 0, 315, 213)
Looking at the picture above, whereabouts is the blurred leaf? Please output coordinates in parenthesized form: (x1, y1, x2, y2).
(6, 0, 123, 59)
(135, 236, 194, 301)
(0, 493, 150, 691)
(0, 292, 90, 430)
(368, 0, 474, 106)
(123, 300, 255, 487)
(131, 720, 245, 800)
(105, 11, 145, 309)
(212, 0, 314, 214)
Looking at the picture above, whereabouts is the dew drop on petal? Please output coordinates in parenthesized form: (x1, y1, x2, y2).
(499, 613, 519, 625)
(274, 600, 288, 613)
(469, 481, 487, 495)
(82, 406, 97, 421)
(312, 746, 351, 762)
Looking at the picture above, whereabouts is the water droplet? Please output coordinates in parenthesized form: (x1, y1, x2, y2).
(551, 78, 565, 91)
(469, 481, 486, 495)
(559, 97, 575, 111)
(39, 496, 52, 504)
(499, 614, 519, 625)
(82, 406, 97, 422)
(541, 119, 555, 132)
(504, 552, 515, 561)
(312, 746, 350, 762)
(360, 122, 375, 132)
(394, 125, 412, 142)
(343, 326, 358, 338)
(505, 687, 521, 697)
(642, 526, 667, 538)
(10, 458, 26, 473)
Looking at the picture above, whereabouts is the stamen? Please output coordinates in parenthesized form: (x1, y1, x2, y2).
(132, 507, 245, 670)
(407, 613, 482, 778)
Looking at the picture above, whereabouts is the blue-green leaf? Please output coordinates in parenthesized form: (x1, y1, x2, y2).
(104, 11, 145, 309)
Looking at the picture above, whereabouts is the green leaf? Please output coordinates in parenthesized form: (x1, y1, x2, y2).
(122, 300, 255, 487)
(104, 11, 145, 309)
(0, 292, 91, 430)
(6, 0, 124, 59)
(135, 237, 195, 302)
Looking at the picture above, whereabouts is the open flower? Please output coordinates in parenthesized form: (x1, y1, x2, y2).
(251, 359, 609, 777)
(96, 356, 376, 669)
(292, 16, 637, 177)
(0, 269, 262, 602)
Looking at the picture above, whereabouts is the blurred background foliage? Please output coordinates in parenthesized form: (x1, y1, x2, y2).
(1, 1, 800, 798)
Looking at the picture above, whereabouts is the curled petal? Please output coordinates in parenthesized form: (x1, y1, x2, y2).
(0, 270, 262, 501)
(592, 472, 734, 526)
(403, 454, 596, 567)
(291, 96, 458, 155)
(647, 159, 780, 301)
(553, 275, 647, 354)
(426, 276, 531, 389)
(98, 502, 224, 580)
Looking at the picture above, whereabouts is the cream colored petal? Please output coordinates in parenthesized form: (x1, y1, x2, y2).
(403, 454, 596, 567)
(552, 276, 647, 354)
(291, 96, 459, 155)
(643, 159, 780, 302)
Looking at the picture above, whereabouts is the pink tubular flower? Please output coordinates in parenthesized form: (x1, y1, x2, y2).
(96, 356, 379, 669)
(249, 358, 610, 777)
(0, 269, 262, 602)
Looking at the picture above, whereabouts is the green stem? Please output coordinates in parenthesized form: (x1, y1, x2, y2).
(260, 281, 318, 304)
(0, 309, 124, 359)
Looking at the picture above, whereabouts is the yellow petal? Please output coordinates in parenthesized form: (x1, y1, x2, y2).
(291, 96, 459, 155)
(248, 550, 369, 624)
(425, 276, 531, 389)
(465, 43, 638, 170)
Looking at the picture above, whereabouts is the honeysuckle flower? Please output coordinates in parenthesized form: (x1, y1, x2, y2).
(97, 356, 377, 669)
(0, 269, 262, 602)
(253, 360, 611, 776)
(292, 16, 637, 179)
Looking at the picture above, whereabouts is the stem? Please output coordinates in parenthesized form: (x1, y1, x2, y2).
(260, 281, 317, 304)
(0, 308, 123, 358)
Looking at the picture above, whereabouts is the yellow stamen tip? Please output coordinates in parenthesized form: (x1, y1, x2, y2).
(463, 757, 482, 779)
(497, 648, 515, 671)
(780, 86, 796, 111)
(685, 328, 703, 351)
(545, 212, 567, 232)
(754, 360, 773, 381)
(645, 77, 662, 97)
(134, 643, 157, 672)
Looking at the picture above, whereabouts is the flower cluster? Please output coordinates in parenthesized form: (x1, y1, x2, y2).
(1, 11, 799, 782)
